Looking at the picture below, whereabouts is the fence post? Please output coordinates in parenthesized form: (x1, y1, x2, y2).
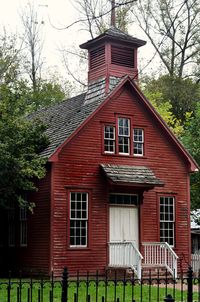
(187, 266, 193, 302)
(61, 267, 68, 302)
(164, 294, 174, 302)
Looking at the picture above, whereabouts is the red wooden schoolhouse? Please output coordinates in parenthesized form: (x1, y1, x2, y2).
(1, 27, 198, 277)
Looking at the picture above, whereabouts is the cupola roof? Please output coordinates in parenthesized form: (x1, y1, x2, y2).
(80, 26, 146, 50)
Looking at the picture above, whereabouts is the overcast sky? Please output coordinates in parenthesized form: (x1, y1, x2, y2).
(0, 1, 87, 74)
(0, 0, 156, 90)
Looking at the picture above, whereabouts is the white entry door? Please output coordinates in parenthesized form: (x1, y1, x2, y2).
(109, 206, 139, 247)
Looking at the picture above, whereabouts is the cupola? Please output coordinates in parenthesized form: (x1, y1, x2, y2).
(80, 27, 146, 93)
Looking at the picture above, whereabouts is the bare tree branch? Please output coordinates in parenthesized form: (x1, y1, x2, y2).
(131, 0, 200, 78)
(20, 1, 45, 91)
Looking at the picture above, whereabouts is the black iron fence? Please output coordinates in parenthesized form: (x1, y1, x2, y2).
(0, 266, 199, 302)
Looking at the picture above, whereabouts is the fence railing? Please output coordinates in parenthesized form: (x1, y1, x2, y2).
(142, 242, 178, 278)
(108, 241, 143, 278)
(191, 253, 200, 274)
(0, 266, 198, 302)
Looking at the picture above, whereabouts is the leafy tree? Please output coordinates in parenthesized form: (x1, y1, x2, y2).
(181, 103, 200, 211)
(0, 29, 21, 84)
(27, 79, 68, 112)
(142, 75, 200, 121)
(0, 80, 49, 210)
(0, 26, 68, 211)
(143, 89, 184, 137)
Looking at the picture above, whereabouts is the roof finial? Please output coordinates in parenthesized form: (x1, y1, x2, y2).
(111, 0, 116, 27)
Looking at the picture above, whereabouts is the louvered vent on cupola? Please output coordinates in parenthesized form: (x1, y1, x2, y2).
(80, 27, 146, 84)
(111, 45, 134, 68)
(90, 45, 105, 69)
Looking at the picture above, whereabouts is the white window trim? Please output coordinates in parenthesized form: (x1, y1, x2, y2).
(133, 128, 144, 156)
(70, 192, 88, 248)
(104, 125, 115, 154)
(160, 196, 175, 247)
(118, 118, 130, 155)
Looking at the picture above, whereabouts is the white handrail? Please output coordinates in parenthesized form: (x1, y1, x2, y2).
(164, 242, 179, 259)
(142, 242, 178, 278)
(108, 241, 143, 279)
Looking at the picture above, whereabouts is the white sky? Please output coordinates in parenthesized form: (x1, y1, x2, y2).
(0, 0, 158, 91)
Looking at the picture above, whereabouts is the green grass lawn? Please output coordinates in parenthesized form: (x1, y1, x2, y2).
(0, 278, 198, 302)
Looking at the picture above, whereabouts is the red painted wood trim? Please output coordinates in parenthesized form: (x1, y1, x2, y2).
(106, 186, 109, 266)
(50, 163, 54, 273)
(187, 174, 191, 263)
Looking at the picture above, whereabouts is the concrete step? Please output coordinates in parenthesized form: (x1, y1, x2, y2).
(106, 266, 174, 280)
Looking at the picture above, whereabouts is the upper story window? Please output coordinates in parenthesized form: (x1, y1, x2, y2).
(118, 118, 130, 154)
(134, 129, 144, 156)
(70, 192, 88, 247)
(104, 125, 115, 153)
(160, 196, 175, 246)
(103, 117, 145, 157)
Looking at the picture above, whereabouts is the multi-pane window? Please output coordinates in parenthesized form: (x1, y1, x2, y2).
(20, 207, 27, 247)
(134, 129, 144, 156)
(8, 201, 15, 247)
(103, 118, 145, 157)
(0, 209, 6, 247)
(104, 126, 115, 153)
(118, 118, 130, 154)
(110, 194, 138, 206)
(160, 196, 175, 246)
(70, 192, 88, 247)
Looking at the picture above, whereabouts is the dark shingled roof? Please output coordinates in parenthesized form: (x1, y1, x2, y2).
(80, 26, 146, 49)
(32, 76, 124, 158)
(101, 164, 164, 187)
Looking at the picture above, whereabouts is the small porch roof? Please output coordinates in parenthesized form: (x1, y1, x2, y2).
(101, 164, 164, 188)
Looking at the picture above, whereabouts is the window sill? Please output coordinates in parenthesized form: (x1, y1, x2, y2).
(67, 247, 91, 251)
(102, 152, 147, 159)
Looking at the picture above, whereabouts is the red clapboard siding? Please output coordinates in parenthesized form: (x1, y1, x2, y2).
(18, 166, 51, 274)
(49, 87, 191, 275)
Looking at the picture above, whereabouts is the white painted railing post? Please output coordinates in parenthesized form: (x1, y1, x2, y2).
(108, 241, 143, 278)
(142, 242, 178, 278)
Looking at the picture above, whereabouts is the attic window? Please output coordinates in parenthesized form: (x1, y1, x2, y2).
(111, 45, 134, 68)
(90, 46, 105, 69)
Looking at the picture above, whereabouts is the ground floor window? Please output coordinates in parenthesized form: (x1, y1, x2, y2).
(0, 201, 28, 248)
(8, 200, 15, 247)
(20, 207, 27, 247)
(160, 196, 175, 246)
(70, 192, 88, 247)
